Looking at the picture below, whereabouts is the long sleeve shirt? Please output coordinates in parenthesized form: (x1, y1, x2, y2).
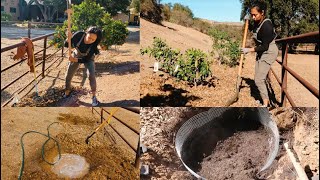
(64, 31, 100, 63)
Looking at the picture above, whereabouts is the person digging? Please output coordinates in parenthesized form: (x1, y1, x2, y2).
(240, 1, 279, 107)
(64, 26, 102, 106)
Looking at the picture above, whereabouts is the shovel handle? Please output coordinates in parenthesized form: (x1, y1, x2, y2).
(66, 8, 73, 61)
(237, 19, 250, 76)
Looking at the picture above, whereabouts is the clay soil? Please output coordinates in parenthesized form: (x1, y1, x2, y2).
(1, 107, 140, 179)
(1, 26, 140, 107)
(140, 19, 319, 107)
(140, 107, 319, 180)
(199, 128, 269, 180)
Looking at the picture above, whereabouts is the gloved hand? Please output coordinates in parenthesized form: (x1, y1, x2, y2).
(240, 48, 251, 54)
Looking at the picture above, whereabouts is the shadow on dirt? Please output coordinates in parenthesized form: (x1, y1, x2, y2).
(125, 29, 140, 44)
(1, 90, 12, 105)
(74, 61, 140, 78)
(78, 99, 140, 107)
(242, 77, 280, 107)
(140, 84, 201, 107)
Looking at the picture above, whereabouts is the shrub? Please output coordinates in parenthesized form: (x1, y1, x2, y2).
(209, 28, 241, 67)
(1, 12, 12, 21)
(49, 0, 129, 49)
(141, 37, 212, 84)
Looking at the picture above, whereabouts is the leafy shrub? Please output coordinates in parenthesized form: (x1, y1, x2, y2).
(208, 28, 241, 67)
(49, 0, 129, 49)
(1, 12, 12, 21)
(141, 37, 212, 84)
(176, 49, 211, 82)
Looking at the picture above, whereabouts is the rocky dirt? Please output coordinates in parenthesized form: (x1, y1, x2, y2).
(1, 107, 140, 179)
(140, 107, 319, 180)
(140, 18, 319, 107)
(1, 26, 140, 107)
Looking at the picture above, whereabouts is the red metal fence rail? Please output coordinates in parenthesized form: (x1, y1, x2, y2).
(1, 33, 67, 107)
(269, 31, 319, 107)
(91, 107, 140, 168)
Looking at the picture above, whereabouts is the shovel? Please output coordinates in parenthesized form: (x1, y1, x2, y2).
(66, 0, 77, 62)
(225, 14, 250, 106)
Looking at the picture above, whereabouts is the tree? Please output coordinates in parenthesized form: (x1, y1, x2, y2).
(239, 0, 319, 39)
(161, 3, 172, 21)
(96, 0, 130, 16)
(169, 3, 194, 27)
(49, 0, 129, 49)
(29, 0, 66, 22)
(130, 0, 140, 13)
(141, 0, 162, 24)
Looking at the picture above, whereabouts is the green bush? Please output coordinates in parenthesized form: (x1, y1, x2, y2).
(209, 28, 241, 67)
(102, 20, 129, 47)
(141, 37, 212, 84)
(1, 12, 12, 21)
(49, 0, 129, 49)
(176, 49, 211, 83)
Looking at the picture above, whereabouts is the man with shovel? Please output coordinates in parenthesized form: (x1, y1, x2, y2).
(240, 1, 278, 107)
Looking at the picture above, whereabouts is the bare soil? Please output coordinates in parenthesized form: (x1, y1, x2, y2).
(1, 107, 139, 179)
(140, 107, 319, 180)
(1, 26, 140, 107)
(198, 128, 269, 180)
(140, 19, 319, 107)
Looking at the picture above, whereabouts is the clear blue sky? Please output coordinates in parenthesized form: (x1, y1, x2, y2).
(161, 0, 243, 22)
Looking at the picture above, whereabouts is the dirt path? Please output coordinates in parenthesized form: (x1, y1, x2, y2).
(1, 107, 140, 179)
(140, 19, 318, 107)
(1, 26, 140, 107)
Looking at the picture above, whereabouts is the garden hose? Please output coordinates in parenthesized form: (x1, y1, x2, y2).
(18, 122, 62, 180)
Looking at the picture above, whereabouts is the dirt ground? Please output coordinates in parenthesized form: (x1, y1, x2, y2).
(199, 128, 269, 180)
(140, 18, 319, 107)
(1, 107, 140, 179)
(1, 26, 140, 107)
(140, 107, 319, 180)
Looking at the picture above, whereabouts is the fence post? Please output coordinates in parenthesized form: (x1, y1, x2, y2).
(42, 37, 47, 78)
(27, 21, 31, 38)
(100, 108, 103, 123)
(134, 138, 140, 168)
(281, 43, 289, 107)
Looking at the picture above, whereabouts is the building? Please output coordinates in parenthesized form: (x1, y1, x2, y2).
(1, 0, 21, 20)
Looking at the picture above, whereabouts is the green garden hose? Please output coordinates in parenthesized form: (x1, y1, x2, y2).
(18, 122, 62, 180)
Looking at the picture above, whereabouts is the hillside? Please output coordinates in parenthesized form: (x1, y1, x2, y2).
(140, 18, 319, 107)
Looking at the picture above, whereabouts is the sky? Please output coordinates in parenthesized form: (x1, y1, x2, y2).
(161, 0, 243, 22)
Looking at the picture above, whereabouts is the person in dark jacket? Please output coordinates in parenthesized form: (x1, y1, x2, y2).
(241, 1, 278, 107)
(64, 26, 102, 106)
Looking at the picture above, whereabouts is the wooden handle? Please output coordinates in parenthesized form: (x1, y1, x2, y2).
(66, 8, 72, 61)
(237, 19, 250, 76)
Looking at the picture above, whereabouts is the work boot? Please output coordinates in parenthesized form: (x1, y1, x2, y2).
(92, 96, 99, 107)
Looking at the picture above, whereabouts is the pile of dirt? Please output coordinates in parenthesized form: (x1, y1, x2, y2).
(257, 107, 320, 180)
(198, 128, 270, 180)
(140, 107, 210, 180)
(14, 86, 89, 107)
